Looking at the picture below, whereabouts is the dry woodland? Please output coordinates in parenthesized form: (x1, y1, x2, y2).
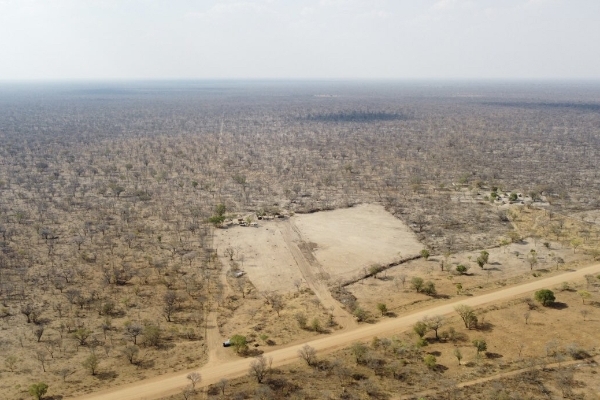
(0, 81, 600, 399)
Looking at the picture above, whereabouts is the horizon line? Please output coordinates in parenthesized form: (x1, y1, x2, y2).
(2, 77, 600, 84)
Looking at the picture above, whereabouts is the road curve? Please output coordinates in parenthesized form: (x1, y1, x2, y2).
(72, 263, 600, 400)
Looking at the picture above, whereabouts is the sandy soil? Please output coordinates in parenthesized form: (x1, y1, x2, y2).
(294, 204, 423, 280)
(214, 220, 304, 293)
(71, 262, 600, 400)
(213, 204, 422, 293)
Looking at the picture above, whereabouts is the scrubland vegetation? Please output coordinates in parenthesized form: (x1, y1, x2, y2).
(1, 82, 600, 399)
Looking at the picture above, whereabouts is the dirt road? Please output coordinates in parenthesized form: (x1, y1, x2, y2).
(73, 263, 600, 400)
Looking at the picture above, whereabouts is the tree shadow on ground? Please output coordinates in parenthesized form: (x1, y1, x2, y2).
(314, 359, 331, 371)
(244, 348, 265, 357)
(157, 342, 176, 351)
(433, 364, 449, 373)
(267, 377, 301, 393)
(138, 358, 155, 369)
(550, 302, 569, 310)
(207, 386, 220, 396)
(477, 321, 495, 332)
(485, 352, 503, 359)
(452, 331, 470, 343)
(96, 370, 118, 381)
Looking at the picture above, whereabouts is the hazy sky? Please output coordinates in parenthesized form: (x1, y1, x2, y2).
(1, 0, 599, 80)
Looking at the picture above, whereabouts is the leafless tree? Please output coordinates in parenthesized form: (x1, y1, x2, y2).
(163, 290, 178, 322)
(248, 355, 272, 383)
(423, 315, 444, 340)
(181, 385, 194, 400)
(555, 369, 574, 398)
(35, 350, 47, 372)
(124, 322, 143, 344)
(224, 247, 235, 261)
(217, 378, 228, 395)
(55, 367, 75, 382)
(271, 294, 285, 317)
(298, 344, 317, 367)
(186, 372, 201, 389)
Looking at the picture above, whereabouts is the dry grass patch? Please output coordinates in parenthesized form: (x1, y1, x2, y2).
(218, 285, 339, 351)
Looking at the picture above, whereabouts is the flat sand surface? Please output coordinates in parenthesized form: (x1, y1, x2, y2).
(214, 204, 422, 292)
(294, 204, 422, 280)
(214, 221, 304, 292)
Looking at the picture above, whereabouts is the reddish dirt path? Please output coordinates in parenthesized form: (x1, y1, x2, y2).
(72, 263, 600, 400)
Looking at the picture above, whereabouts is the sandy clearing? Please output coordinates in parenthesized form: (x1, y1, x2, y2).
(71, 262, 600, 400)
(294, 204, 422, 280)
(214, 204, 421, 293)
(278, 220, 358, 329)
(214, 222, 304, 292)
(214, 217, 357, 328)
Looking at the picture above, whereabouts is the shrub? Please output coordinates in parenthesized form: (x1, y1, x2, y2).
(534, 289, 555, 306)
(311, 318, 322, 332)
(295, 312, 307, 329)
(29, 383, 48, 400)
(376, 303, 388, 316)
(473, 339, 487, 357)
(456, 264, 468, 275)
(422, 281, 436, 296)
(353, 308, 367, 322)
(413, 321, 427, 338)
(411, 277, 424, 292)
(423, 354, 436, 369)
(230, 334, 248, 353)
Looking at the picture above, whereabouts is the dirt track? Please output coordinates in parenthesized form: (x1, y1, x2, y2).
(72, 263, 600, 400)
(280, 219, 357, 329)
(395, 356, 599, 399)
